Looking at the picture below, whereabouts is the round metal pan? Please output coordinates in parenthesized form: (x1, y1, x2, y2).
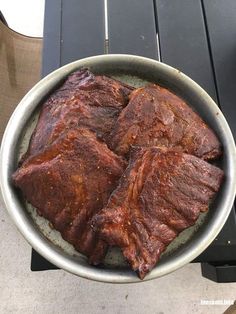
(1, 54, 236, 283)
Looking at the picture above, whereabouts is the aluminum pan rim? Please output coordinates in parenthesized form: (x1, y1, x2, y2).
(1, 54, 236, 283)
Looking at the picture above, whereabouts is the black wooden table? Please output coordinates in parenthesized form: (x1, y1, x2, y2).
(32, 0, 236, 282)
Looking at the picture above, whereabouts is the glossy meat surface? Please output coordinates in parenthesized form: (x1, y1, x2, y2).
(92, 147, 224, 278)
(13, 128, 127, 263)
(109, 84, 221, 160)
(26, 69, 134, 158)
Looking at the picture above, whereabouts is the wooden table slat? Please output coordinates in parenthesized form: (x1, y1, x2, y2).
(60, 0, 105, 65)
(203, 0, 236, 139)
(108, 0, 159, 59)
(42, 0, 62, 76)
(155, 0, 217, 102)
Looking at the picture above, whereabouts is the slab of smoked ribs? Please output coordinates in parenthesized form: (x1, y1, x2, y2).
(13, 128, 127, 264)
(13, 69, 132, 263)
(108, 84, 221, 160)
(25, 68, 134, 159)
(92, 147, 224, 279)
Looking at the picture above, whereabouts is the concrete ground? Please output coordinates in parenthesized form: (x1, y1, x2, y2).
(1, 1, 236, 313)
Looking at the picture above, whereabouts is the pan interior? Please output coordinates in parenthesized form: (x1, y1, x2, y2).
(16, 69, 213, 270)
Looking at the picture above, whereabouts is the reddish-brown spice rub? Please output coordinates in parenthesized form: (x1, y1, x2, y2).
(13, 128, 127, 264)
(108, 84, 221, 160)
(26, 69, 134, 158)
(92, 147, 224, 279)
